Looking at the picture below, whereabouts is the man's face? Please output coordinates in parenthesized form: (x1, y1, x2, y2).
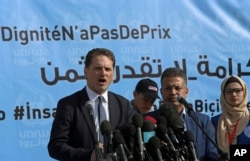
(160, 76, 188, 111)
(133, 91, 155, 114)
(84, 55, 114, 95)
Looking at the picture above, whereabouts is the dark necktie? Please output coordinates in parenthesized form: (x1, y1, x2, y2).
(98, 96, 106, 143)
(98, 96, 107, 124)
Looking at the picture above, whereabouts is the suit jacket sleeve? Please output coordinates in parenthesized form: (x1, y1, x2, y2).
(188, 112, 218, 161)
(47, 91, 93, 161)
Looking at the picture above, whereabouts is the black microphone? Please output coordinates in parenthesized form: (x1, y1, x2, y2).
(119, 124, 136, 157)
(156, 124, 176, 152)
(85, 101, 104, 161)
(132, 113, 145, 161)
(168, 126, 187, 161)
(159, 103, 185, 152)
(177, 96, 194, 114)
(168, 126, 180, 145)
(156, 116, 167, 126)
(155, 123, 180, 161)
(112, 133, 128, 161)
(142, 120, 156, 143)
(148, 136, 164, 161)
(159, 102, 184, 136)
(100, 120, 113, 159)
(113, 129, 121, 135)
(155, 117, 171, 146)
(183, 130, 199, 161)
(117, 124, 135, 161)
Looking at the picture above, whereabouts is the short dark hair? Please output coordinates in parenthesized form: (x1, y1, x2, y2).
(160, 67, 187, 86)
(84, 48, 116, 68)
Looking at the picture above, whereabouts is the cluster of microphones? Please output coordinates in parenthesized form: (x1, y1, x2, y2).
(95, 100, 200, 161)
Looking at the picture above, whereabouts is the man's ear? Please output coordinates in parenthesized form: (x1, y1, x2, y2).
(133, 91, 137, 97)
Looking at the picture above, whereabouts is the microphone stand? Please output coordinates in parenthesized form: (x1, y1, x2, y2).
(87, 104, 105, 161)
(95, 140, 104, 161)
(144, 146, 154, 161)
(92, 121, 104, 161)
(186, 109, 229, 161)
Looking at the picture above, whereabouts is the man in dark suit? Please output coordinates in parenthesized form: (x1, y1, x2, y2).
(144, 67, 218, 161)
(47, 48, 134, 161)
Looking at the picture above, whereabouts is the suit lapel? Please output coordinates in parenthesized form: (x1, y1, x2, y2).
(186, 113, 198, 142)
(108, 92, 120, 131)
(78, 88, 97, 142)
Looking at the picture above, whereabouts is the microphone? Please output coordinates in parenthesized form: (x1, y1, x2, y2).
(86, 101, 95, 125)
(100, 120, 113, 159)
(156, 116, 167, 126)
(118, 124, 136, 157)
(132, 113, 145, 161)
(159, 102, 184, 135)
(183, 130, 199, 161)
(142, 120, 156, 161)
(86, 101, 99, 143)
(158, 104, 185, 160)
(113, 129, 121, 135)
(147, 136, 164, 161)
(155, 123, 181, 161)
(177, 96, 194, 114)
(142, 120, 156, 143)
(85, 101, 104, 161)
(112, 133, 128, 161)
(168, 127, 180, 146)
(117, 125, 135, 161)
(144, 115, 157, 125)
(156, 124, 176, 152)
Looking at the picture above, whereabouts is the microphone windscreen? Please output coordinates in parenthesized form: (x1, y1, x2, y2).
(112, 133, 125, 149)
(148, 136, 161, 149)
(183, 130, 194, 141)
(113, 129, 121, 135)
(159, 102, 184, 132)
(177, 96, 194, 112)
(85, 101, 94, 114)
(100, 120, 111, 135)
(120, 124, 136, 137)
(177, 96, 186, 105)
(156, 116, 167, 126)
(159, 102, 178, 118)
(155, 124, 167, 141)
(142, 120, 155, 143)
(156, 124, 168, 135)
(132, 113, 143, 128)
(144, 115, 157, 124)
(142, 120, 155, 132)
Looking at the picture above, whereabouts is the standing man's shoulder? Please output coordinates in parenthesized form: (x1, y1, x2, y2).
(193, 111, 210, 119)
(211, 114, 221, 128)
(108, 91, 130, 103)
(107, 91, 133, 112)
(58, 88, 86, 103)
(107, 91, 136, 124)
(191, 111, 214, 126)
